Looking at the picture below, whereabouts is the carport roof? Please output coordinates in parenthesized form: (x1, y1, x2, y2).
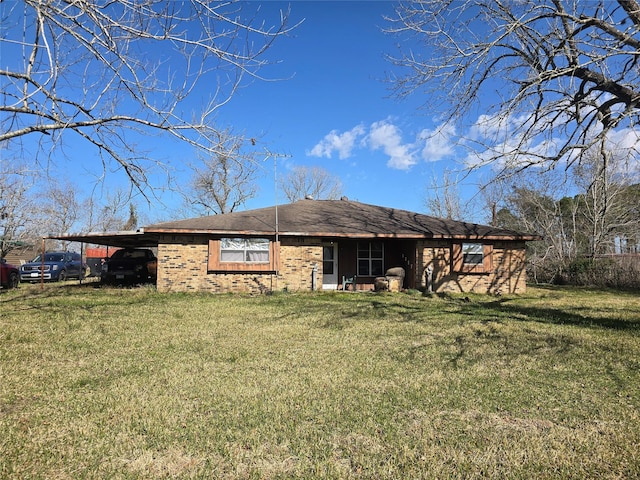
(48, 230, 160, 249)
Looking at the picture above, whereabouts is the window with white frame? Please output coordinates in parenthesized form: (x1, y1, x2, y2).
(220, 238, 270, 263)
(357, 241, 384, 276)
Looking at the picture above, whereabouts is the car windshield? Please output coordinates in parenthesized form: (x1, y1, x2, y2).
(32, 253, 65, 262)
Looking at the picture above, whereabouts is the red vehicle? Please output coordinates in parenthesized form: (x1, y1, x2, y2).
(0, 258, 19, 289)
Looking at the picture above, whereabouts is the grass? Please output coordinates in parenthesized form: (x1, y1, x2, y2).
(1, 283, 639, 479)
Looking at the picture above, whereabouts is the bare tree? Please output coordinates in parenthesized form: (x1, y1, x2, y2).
(82, 189, 139, 233)
(0, 162, 38, 258)
(492, 146, 640, 283)
(187, 129, 262, 215)
(386, 1, 640, 174)
(494, 171, 582, 283)
(424, 169, 468, 220)
(40, 181, 81, 239)
(573, 148, 640, 255)
(1, 1, 296, 193)
(280, 166, 343, 202)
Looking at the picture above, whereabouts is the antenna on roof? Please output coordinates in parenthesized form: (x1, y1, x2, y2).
(261, 147, 291, 290)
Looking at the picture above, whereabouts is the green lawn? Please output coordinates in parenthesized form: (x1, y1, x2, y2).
(1, 283, 639, 479)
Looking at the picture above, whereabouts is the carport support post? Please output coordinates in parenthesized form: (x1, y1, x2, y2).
(80, 243, 84, 284)
(40, 237, 45, 290)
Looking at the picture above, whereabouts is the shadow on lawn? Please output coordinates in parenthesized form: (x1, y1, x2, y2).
(457, 296, 640, 331)
(2, 280, 154, 312)
(352, 287, 640, 332)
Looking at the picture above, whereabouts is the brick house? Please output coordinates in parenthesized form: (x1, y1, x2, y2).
(131, 198, 539, 294)
(53, 199, 540, 294)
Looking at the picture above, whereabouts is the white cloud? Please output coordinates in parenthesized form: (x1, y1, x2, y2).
(419, 122, 457, 161)
(308, 124, 365, 159)
(606, 127, 640, 151)
(464, 110, 640, 174)
(365, 120, 416, 170)
(464, 111, 570, 169)
(308, 120, 417, 170)
(467, 112, 533, 143)
(308, 108, 640, 176)
(467, 113, 506, 141)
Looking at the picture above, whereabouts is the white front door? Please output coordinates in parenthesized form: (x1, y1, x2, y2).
(322, 243, 338, 290)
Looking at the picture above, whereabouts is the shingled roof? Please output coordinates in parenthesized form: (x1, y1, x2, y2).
(146, 199, 538, 240)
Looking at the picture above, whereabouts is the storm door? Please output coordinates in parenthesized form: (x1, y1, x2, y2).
(322, 243, 338, 290)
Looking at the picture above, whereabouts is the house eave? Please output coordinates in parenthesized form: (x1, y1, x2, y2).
(146, 227, 541, 242)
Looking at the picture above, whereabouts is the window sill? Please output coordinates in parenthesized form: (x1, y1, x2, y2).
(455, 267, 489, 274)
(208, 268, 276, 274)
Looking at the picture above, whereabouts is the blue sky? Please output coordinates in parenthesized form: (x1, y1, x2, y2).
(205, 1, 478, 217)
(5, 0, 640, 233)
(113, 0, 489, 222)
(2, 1, 495, 225)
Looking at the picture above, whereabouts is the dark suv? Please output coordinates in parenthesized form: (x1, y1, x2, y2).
(101, 248, 157, 284)
(20, 251, 86, 282)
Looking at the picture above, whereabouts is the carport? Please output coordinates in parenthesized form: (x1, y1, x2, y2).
(48, 229, 161, 249)
(46, 230, 161, 281)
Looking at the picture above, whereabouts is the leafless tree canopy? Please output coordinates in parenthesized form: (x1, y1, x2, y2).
(387, 0, 640, 172)
(280, 166, 343, 203)
(82, 189, 138, 233)
(188, 129, 261, 215)
(0, 1, 295, 191)
(0, 163, 37, 257)
(424, 169, 468, 220)
(573, 150, 639, 255)
(493, 148, 640, 285)
(40, 181, 81, 239)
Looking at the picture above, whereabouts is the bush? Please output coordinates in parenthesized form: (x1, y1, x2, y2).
(562, 257, 640, 289)
(527, 258, 566, 285)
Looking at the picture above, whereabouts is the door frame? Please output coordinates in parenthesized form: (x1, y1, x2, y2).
(322, 242, 338, 290)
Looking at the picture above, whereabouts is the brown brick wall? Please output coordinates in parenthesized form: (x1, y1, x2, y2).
(156, 235, 208, 292)
(278, 238, 323, 291)
(157, 235, 529, 294)
(156, 235, 323, 293)
(416, 240, 528, 294)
